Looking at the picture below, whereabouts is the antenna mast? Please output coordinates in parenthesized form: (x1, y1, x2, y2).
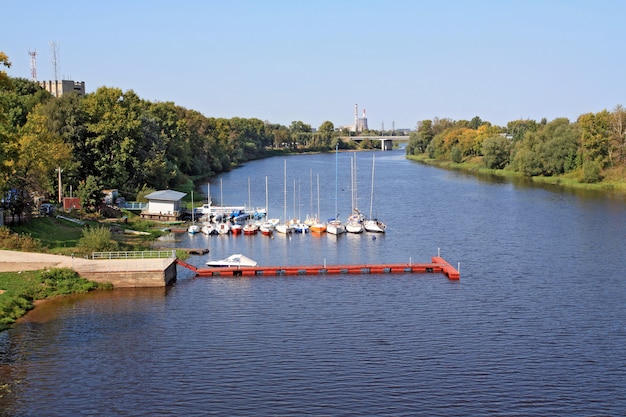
(28, 50, 37, 81)
(49, 41, 60, 96)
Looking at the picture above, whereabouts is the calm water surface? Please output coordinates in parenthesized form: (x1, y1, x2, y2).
(1, 148, 625, 416)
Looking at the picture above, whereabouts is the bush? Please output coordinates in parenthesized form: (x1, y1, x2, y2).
(35, 268, 100, 297)
(581, 160, 602, 183)
(450, 146, 462, 163)
(77, 226, 119, 254)
(0, 227, 43, 251)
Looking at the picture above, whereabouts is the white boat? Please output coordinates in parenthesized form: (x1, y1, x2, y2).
(346, 154, 364, 234)
(275, 159, 293, 234)
(202, 223, 217, 235)
(259, 221, 274, 235)
(217, 221, 231, 235)
(363, 218, 386, 233)
(327, 144, 345, 235)
(206, 254, 258, 267)
(259, 177, 274, 235)
(188, 190, 201, 234)
(327, 219, 345, 235)
(275, 223, 293, 234)
(363, 154, 386, 233)
(309, 173, 326, 233)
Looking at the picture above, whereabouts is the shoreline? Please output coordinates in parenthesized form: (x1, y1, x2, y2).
(406, 154, 626, 195)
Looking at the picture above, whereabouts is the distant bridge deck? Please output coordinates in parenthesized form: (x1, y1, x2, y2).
(176, 256, 460, 280)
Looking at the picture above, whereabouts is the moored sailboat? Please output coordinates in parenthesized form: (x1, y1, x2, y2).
(327, 144, 345, 235)
(187, 190, 201, 234)
(363, 154, 386, 233)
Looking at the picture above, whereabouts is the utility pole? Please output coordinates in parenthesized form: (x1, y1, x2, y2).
(56, 167, 63, 204)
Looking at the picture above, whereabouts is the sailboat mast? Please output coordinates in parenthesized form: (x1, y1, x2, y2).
(265, 175, 269, 218)
(283, 159, 287, 222)
(317, 173, 321, 219)
(191, 190, 195, 223)
(334, 143, 338, 218)
(353, 152, 358, 211)
(369, 154, 375, 219)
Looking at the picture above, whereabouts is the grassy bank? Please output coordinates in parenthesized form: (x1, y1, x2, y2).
(8, 211, 168, 256)
(0, 268, 112, 331)
(406, 154, 626, 194)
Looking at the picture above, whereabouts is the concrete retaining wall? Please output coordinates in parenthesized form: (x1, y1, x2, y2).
(74, 258, 177, 288)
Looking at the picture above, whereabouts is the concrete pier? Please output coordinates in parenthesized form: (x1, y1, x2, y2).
(72, 257, 177, 287)
(0, 250, 177, 288)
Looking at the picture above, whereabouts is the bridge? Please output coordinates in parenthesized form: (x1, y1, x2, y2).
(341, 135, 409, 150)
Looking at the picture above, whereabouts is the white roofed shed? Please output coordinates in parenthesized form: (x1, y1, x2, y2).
(144, 190, 186, 215)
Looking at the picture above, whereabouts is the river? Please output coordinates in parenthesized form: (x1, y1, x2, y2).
(1, 147, 625, 416)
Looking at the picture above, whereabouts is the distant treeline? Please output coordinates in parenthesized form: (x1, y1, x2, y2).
(406, 111, 626, 184)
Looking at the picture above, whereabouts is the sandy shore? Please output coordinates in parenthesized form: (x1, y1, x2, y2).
(0, 250, 74, 272)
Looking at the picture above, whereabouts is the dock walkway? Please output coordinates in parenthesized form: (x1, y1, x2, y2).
(176, 256, 460, 280)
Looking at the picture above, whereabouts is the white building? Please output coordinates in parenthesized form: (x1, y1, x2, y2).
(141, 190, 186, 221)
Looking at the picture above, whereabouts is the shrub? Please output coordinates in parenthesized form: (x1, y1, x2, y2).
(450, 146, 462, 163)
(581, 160, 602, 183)
(77, 226, 119, 254)
(0, 227, 43, 251)
(35, 268, 100, 297)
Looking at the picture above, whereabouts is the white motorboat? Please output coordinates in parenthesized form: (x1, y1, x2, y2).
(206, 254, 258, 267)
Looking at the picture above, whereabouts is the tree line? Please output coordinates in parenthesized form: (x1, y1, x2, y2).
(0, 52, 350, 220)
(406, 110, 626, 183)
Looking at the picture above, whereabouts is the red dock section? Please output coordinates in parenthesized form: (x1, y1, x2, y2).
(175, 256, 460, 280)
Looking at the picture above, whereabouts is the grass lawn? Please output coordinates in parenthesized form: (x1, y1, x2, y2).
(9, 216, 86, 252)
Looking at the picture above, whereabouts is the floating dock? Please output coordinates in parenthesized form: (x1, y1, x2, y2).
(176, 256, 460, 280)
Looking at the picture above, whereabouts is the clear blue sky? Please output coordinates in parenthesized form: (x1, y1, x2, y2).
(2, 0, 625, 130)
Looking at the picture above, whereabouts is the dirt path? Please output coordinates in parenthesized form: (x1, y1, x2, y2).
(0, 250, 74, 272)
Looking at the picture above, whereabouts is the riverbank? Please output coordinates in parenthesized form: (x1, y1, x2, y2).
(406, 154, 626, 195)
(0, 265, 110, 331)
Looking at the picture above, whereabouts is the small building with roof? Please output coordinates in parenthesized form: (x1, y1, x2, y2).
(140, 190, 187, 221)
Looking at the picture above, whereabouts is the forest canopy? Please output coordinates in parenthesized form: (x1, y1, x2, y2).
(0, 56, 341, 219)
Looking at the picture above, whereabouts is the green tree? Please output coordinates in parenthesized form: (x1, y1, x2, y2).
(318, 121, 335, 148)
(511, 118, 578, 176)
(0, 52, 14, 196)
(608, 104, 626, 166)
(482, 135, 512, 169)
(289, 120, 312, 149)
(578, 111, 610, 167)
(407, 120, 434, 155)
(76, 175, 102, 212)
